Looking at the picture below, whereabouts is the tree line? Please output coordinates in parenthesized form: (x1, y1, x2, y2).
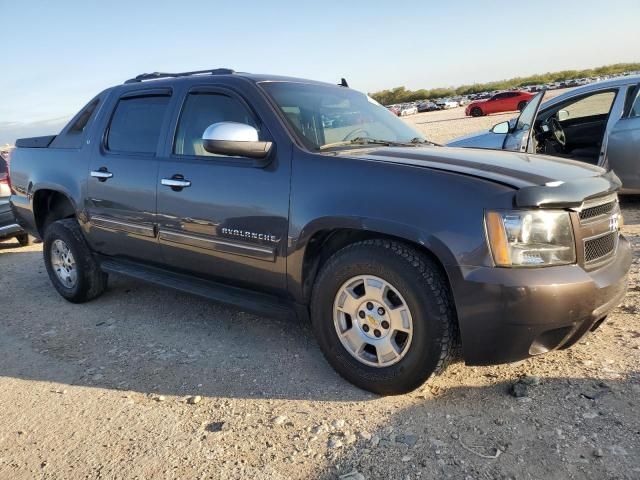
(369, 62, 640, 105)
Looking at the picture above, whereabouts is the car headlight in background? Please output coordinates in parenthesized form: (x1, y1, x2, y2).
(485, 210, 576, 267)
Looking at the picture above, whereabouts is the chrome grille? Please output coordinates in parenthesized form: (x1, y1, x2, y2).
(584, 232, 617, 263)
(579, 200, 616, 222)
(576, 193, 620, 267)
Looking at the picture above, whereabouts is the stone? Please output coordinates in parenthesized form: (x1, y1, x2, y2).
(187, 395, 202, 405)
(272, 415, 287, 425)
(332, 419, 346, 429)
(328, 437, 343, 449)
(344, 433, 357, 445)
(510, 381, 529, 398)
(396, 434, 418, 447)
(339, 471, 365, 480)
(311, 424, 326, 435)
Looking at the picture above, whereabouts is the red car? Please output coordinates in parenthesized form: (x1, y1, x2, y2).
(465, 91, 534, 117)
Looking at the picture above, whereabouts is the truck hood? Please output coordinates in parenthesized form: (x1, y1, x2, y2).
(341, 146, 621, 208)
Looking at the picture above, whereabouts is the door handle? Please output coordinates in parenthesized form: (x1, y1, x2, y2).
(90, 168, 113, 182)
(161, 176, 191, 190)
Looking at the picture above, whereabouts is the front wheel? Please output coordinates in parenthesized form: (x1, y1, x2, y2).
(517, 101, 528, 112)
(310, 240, 458, 395)
(470, 107, 483, 117)
(43, 218, 108, 303)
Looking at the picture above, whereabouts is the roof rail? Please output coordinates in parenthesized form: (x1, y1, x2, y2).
(124, 68, 235, 84)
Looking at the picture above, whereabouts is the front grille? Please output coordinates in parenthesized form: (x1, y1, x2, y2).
(579, 200, 616, 222)
(584, 232, 617, 263)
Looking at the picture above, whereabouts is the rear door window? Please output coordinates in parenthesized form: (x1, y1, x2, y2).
(107, 95, 170, 154)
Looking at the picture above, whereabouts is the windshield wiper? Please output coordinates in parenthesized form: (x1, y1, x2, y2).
(410, 137, 441, 147)
(319, 137, 416, 150)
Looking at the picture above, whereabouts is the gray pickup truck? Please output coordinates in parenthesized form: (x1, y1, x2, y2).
(10, 69, 631, 394)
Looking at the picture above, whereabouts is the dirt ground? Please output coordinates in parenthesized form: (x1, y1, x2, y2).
(0, 108, 638, 479)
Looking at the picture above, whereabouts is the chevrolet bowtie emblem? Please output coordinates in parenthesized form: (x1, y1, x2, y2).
(367, 315, 378, 326)
(609, 215, 619, 232)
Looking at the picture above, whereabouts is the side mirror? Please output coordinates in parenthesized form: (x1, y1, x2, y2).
(491, 121, 510, 134)
(557, 110, 570, 121)
(202, 122, 273, 159)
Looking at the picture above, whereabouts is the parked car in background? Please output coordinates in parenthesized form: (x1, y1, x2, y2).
(449, 76, 640, 193)
(465, 91, 534, 117)
(417, 101, 439, 112)
(0, 152, 31, 246)
(436, 99, 459, 109)
(387, 105, 401, 116)
(399, 104, 418, 116)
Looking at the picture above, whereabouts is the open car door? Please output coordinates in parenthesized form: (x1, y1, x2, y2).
(501, 90, 546, 153)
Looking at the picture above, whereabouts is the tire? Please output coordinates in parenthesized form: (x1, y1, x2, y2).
(43, 218, 108, 303)
(310, 239, 459, 395)
(16, 233, 34, 247)
(470, 107, 483, 117)
(517, 101, 528, 112)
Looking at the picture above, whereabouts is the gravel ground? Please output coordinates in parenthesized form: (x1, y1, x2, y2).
(0, 113, 638, 479)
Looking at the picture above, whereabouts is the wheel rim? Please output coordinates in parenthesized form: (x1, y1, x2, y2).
(50, 239, 77, 288)
(333, 275, 413, 368)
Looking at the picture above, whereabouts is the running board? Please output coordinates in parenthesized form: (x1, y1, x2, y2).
(99, 258, 296, 320)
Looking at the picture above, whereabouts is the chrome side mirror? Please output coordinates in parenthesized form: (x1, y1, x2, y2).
(491, 121, 510, 134)
(202, 122, 273, 159)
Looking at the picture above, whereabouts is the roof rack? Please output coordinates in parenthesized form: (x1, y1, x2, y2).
(124, 68, 235, 84)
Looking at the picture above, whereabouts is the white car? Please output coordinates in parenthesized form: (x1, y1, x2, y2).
(436, 99, 459, 109)
(399, 105, 418, 116)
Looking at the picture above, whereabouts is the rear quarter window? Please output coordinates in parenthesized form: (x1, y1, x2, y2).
(50, 95, 103, 149)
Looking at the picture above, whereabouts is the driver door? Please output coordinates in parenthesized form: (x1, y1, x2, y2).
(155, 85, 291, 293)
(502, 91, 546, 152)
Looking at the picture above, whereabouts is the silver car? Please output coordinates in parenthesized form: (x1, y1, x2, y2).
(448, 76, 640, 193)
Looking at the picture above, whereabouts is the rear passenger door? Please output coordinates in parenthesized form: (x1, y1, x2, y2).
(155, 85, 291, 293)
(85, 89, 172, 262)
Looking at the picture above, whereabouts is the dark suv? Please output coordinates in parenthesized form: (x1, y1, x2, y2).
(9, 69, 631, 395)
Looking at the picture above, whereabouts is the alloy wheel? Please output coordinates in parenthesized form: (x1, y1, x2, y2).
(333, 275, 414, 367)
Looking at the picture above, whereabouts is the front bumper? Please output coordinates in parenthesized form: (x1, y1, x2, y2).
(452, 234, 632, 365)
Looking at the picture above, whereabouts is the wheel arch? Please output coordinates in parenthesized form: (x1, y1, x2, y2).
(295, 218, 458, 304)
(32, 188, 78, 237)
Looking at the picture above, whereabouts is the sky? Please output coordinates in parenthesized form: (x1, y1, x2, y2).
(1, 0, 638, 145)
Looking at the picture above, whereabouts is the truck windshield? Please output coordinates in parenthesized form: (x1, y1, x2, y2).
(261, 82, 427, 150)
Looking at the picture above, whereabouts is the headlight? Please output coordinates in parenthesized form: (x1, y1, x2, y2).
(485, 210, 576, 267)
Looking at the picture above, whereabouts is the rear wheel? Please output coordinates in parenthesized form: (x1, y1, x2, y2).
(517, 101, 528, 112)
(310, 239, 458, 395)
(470, 107, 483, 117)
(43, 218, 108, 303)
(16, 234, 34, 247)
